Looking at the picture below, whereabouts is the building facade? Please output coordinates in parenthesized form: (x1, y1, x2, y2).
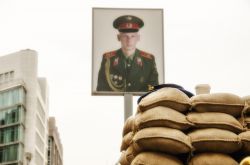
(48, 117, 63, 165)
(0, 49, 49, 165)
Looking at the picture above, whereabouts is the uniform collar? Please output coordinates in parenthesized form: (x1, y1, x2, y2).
(118, 48, 139, 61)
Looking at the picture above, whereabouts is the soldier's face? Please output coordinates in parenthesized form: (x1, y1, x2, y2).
(117, 32, 140, 51)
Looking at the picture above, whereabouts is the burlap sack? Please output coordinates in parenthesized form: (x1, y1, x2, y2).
(239, 131, 250, 154)
(125, 144, 138, 163)
(242, 95, 250, 115)
(119, 151, 130, 165)
(134, 106, 193, 131)
(191, 93, 245, 117)
(121, 132, 134, 151)
(188, 128, 241, 153)
(238, 116, 250, 129)
(131, 152, 183, 165)
(138, 88, 191, 113)
(133, 127, 193, 154)
(245, 117, 250, 129)
(123, 116, 134, 137)
(188, 153, 239, 165)
(187, 112, 243, 133)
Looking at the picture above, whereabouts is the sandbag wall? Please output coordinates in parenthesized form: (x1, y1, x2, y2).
(119, 88, 193, 165)
(242, 96, 250, 129)
(188, 93, 244, 165)
(118, 87, 250, 165)
(239, 96, 250, 160)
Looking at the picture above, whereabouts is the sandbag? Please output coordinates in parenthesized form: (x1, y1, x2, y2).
(133, 127, 193, 154)
(239, 131, 250, 154)
(245, 117, 250, 129)
(125, 145, 138, 164)
(123, 116, 135, 136)
(121, 132, 134, 151)
(191, 93, 245, 117)
(188, 128, 241, 153)
(238, 116, 250, 129)
(119, 151, 129, 165)
(188, 153, 239, 165)
(134, 106, 193, 131)
(187, 112, 243, 133)
(131, 152, 183, 165)
(138, 88, 191, 113)
(242, 95, 250, 115)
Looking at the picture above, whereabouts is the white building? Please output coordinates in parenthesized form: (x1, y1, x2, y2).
(48, 117, 63, 165)
(0, 49, 49, 165)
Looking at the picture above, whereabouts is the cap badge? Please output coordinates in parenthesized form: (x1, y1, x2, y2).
(127, 16, 132, 20)
(126, 23, 132, 28)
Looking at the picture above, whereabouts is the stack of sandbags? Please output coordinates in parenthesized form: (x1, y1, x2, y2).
(232, 96, 250, 164)
(236, 96, 250, 164)
(119, 86, 248, 165)
(119, 116, 136, 165)
(187, 93, 245, 165)
(130, 87, 194, 165)
(242, 96, 250, 129)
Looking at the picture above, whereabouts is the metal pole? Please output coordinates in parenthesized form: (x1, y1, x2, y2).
(124, 93, 133, 122)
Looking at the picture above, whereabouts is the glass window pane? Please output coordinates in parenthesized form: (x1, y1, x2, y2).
(0, 126, 22, 144)
(0, 106, 25, 126)
(0, 144, 19, 163)
(0, 87, 26, 109)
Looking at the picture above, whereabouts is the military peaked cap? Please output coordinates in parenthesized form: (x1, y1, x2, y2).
(113, 15, 144, 32)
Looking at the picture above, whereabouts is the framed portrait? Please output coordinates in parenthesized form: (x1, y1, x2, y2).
(92, 8, 165, 95)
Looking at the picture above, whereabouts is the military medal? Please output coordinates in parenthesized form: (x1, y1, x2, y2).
(113, 57, 119, 66)
(136, 57, 143, 67)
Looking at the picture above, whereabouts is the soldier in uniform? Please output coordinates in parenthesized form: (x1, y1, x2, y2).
(96, 15, 159, 92)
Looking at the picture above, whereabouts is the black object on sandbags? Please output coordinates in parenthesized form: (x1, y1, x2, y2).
(137, 83, 194, 104)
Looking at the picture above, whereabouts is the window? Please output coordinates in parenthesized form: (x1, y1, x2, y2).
(0, 71, 15, 83)
(0, 87, 26, 109)
(0, 126, 24, 144)
(0, 126, 18, 144)
(9, 71, 14, 80)
(47, 137, 52, 165)
(0, 106, 25, 126)
(4, 73, 9, 81)
(0, 144, 23, 164)
(0, 144, 19, 163)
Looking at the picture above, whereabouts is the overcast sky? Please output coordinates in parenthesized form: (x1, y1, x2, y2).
(0, 0, 250, 164)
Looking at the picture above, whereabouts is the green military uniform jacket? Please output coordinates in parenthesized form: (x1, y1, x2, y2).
(97, 48, 159, 92)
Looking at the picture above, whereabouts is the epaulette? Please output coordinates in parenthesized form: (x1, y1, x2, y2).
(104, 51, 116, 59)
(139, 50, 153, 60)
